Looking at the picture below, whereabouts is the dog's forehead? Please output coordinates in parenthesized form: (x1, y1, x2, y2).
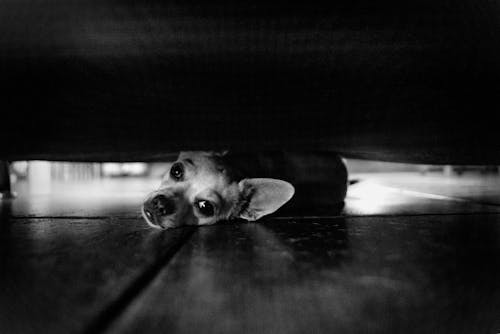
(179, 151, 225, 171)
(178, 151, 232, 188)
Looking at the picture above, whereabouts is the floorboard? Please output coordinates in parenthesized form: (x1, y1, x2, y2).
(106, 215, 500, 334)
(2, 172, 500, 333)
(0, 214, 193, 334)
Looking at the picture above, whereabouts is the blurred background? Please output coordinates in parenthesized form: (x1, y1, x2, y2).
(6, 160, 500, 204)
(9, 159, 500, 186)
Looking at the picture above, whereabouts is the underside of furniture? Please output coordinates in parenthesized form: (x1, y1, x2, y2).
(1, 1, 499, 163)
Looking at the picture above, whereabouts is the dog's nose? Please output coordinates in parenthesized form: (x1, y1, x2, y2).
(151, 194, 176, 216)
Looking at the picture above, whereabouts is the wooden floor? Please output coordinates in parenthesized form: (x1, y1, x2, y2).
(1, 173, 500, 334)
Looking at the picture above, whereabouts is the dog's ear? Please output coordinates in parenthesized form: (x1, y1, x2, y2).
(237, 178, 295, 221)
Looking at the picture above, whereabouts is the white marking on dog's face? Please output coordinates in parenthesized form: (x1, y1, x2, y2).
(142, 152, 240, 229)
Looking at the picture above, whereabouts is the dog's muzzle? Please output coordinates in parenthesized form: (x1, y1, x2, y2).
(142, 194, 177, 228)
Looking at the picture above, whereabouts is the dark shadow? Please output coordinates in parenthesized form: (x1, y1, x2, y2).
(259, 217, 351, 269)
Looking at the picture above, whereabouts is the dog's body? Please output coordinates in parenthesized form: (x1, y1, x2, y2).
(142, 151, 347, 229)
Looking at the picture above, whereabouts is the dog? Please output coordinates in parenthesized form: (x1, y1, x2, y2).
(142, 151, 347, 229)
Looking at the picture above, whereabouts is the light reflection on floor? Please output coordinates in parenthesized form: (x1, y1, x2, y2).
(344, 172, 500, 216)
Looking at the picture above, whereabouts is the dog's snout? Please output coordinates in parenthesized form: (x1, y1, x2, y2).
(151, 195, 176, 216)
(142, 192, 180, 228)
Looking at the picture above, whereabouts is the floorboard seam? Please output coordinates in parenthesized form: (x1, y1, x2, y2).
(81, 227, 196, 334)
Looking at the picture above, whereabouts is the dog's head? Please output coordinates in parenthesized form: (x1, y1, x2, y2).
(142, 151, 295, 229)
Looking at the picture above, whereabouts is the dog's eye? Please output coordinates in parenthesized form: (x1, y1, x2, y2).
(170, 162, 184, 181)
(195, 200, 215, 217)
